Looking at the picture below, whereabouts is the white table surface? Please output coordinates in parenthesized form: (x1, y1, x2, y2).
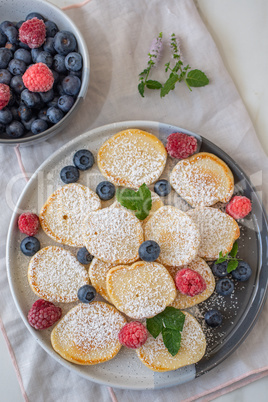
(1, 0, 268, 401)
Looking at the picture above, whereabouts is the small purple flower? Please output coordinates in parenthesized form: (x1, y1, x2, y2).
(147, 33, 163, 67)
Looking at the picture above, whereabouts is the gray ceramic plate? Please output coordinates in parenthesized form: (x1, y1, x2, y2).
(6, 121, 268, 389)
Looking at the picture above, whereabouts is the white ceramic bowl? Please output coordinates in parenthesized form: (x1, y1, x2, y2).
(0, 0, 90, 145)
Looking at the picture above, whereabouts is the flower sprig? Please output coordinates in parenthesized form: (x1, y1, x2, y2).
(138, 33, 209, 98)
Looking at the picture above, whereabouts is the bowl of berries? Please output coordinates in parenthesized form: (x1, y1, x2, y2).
(0, 0, 90, 145)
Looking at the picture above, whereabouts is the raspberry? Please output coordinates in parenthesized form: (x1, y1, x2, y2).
(175, 268, 206, 297)
(22, 63, 54, 92)
(118, 321, 148, 349)
(0, 83, 10, 110)
(226, 196, 252, 220)
(18, 212, 40, 236)
(19, 18, 46, 49)
(166, 132, 197, 159)
(28, 299, 62, 330)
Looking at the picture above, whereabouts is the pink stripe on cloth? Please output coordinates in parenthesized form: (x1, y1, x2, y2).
(183, 367, 268, 402)
(0, 316, 29, 402)
(61, 0, 92, 11)
(14, 145, 29, 183)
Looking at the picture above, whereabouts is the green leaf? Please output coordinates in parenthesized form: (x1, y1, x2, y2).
(215, 257, 227, 264)
(160, 73, 179, 97)
(138, 81, 145, 97)
(145, 80, 162, 90)
(146, 316, 163, 338)
(116, 188, 138, 210)
(186, 69, 209, 87)
(162, 307, 185, 332)
(229, 241, 238, 258)
(227, 259, 239, 273)
(162, 328, 182, 356)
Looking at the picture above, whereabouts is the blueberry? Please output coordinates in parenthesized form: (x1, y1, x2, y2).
(22, 116, 37, 131)
(56, 83, 65, 96)
(31, 119, 48, 134)
(36, 51, 53, 68)
(38, 108, 50, 122)
(19, 41, 30, 50)
(0, 123, 5, 134)
(16, 21, 24, 30)
(0, 21, 14, 32)
(53, 54, 67, 73)
(51, 69, 59, 84)
(69, 70, 82, 78)
(18, 104, 31, 121)
(60, 165, 79, 184)
(7, 90, 17, 106)
(0, 69, 12, 84)
(8, 59, 26, 75)
(231, 261, 252, 282)
(31, 47, 43, 63)
(21, 89, 41, 108)
(212, 261, 228, 278)
(11, 106, 19, 120)
(45, 20, 58, 37)
(216, 278, 234, 296)
(154, 179, 171, 197)
(58, 94, 74, 112)
(77, 247, 94, 265)
(0, 32, 7, 47)
(0, 108, 12, 124)
(39, 88, 54, 103)
(96, 181, 115, 200)
(0, 48, 13, 69)
(4, 26, 18, 44)
(47, 96, 59, 108)
(6, 121, 25, 138)
(10, 75, 25, 94)
(65, 52, 82, 72)
(26, 13, 45, 21)
(139, 240, 160, 262)
(62, 75, 81, 96)
(77, 284, 96, 303)
(47, 106, 64, 124)
(204, 310, 223, 327)
(54, 31, 77, 55)
(14, 48, 32, 65)
(43, 37, 56, 56)
(73, 149, 94, 171)
(5, 42, 18, 52)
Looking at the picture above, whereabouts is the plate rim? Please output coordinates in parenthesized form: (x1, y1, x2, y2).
(6, 120, 268, 390)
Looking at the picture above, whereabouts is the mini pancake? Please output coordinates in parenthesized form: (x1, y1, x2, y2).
(51, 302, 127, 365)
(28, 246, 89, 302)
(83, 207, 143, 264)
(136, 311, 206, 372)
(106, 261, 176, 319)
(144, 206, 200, 266)
(97, 129, 167, 188)
(170, 152, 234, 207)
(88, 258, 118, 303)
(166, 258, 215, 309)
(187, 207, 240, 260)
(40, 183, 101, 247)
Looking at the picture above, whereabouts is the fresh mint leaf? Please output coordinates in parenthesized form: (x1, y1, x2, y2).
(145, 80, 162, 89)
(162, 328, 182, 356)
(229, 241, 238, 258)
(215, 257, 227, 264)
(116, 184, 152, 220)
(138, 81, 145, 97)
(146, 315, 163, 338)
(227, 259, 239, 273)
(162, 307, 185, 331)
(186, 69, 209, 87)
(160, 73, 179, 97)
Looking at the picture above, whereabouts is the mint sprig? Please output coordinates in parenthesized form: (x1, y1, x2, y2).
(146, 307, 185, 356)
(116, 183, 152, 220)
(215, 241, 241, 273)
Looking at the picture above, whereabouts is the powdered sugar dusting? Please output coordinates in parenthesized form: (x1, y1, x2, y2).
(40, 183, 101, 247)
(107, 262, 176, 319)
(28, 246, 89, 302)
(144, 206, 200, 266)
(98, 130, 167, 188)
(83, 207, 143, 264)
(187, 207, 240, 260)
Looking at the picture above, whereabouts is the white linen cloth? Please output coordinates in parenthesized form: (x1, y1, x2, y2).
(0, 0, 267, 401)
